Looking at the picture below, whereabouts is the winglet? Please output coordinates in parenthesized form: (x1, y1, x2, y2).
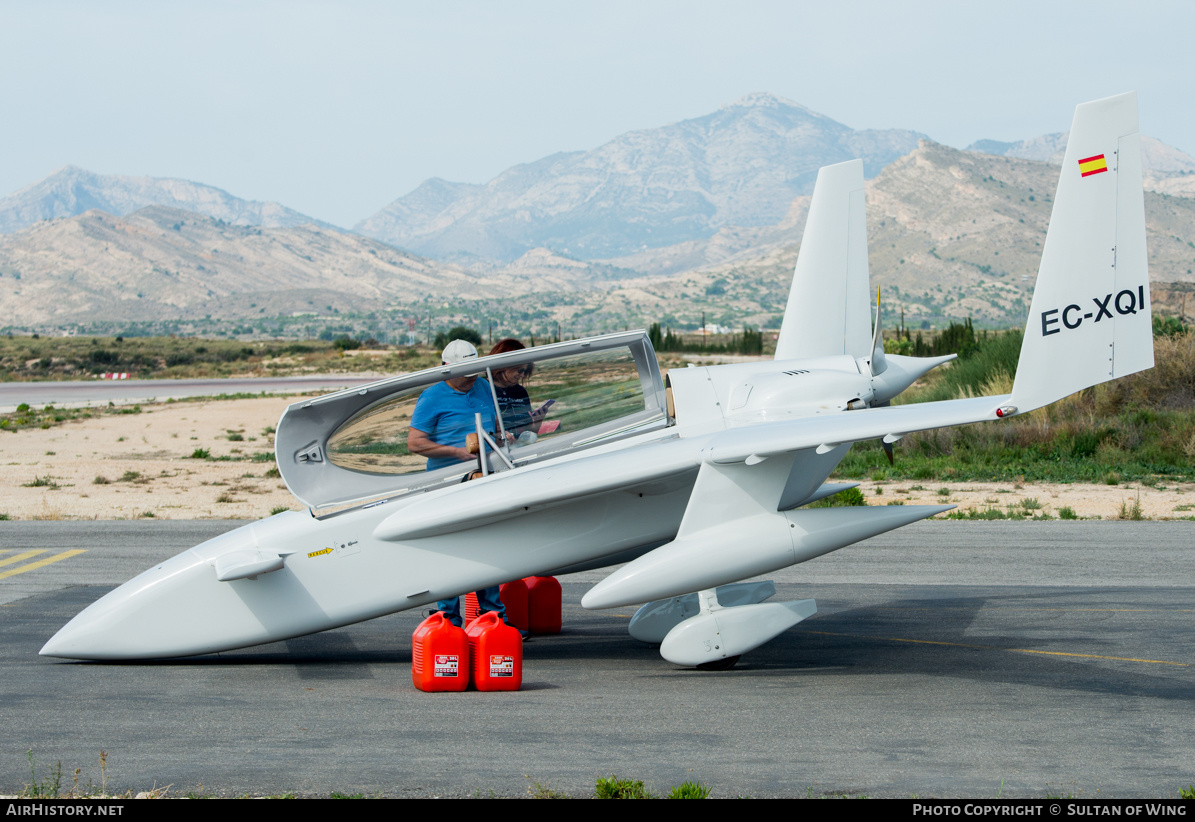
(775, 159, 871, 361)
(1010, 92, 1153, 414)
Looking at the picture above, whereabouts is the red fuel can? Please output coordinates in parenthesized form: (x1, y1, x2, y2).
(524, 576, 562, 635)
(465, 611, 522, 692)
(464, 586, 527, 631)
(463, 592, 480, 623)
(411, 612, 469, 693)
(498, 578, 529, 633)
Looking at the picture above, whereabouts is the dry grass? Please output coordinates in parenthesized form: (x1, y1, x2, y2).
(851, 330, 1195, 484)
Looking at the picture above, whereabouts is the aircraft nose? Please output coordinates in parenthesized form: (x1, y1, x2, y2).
(39, 517, 332, 661)
(39, 617, 99, 659)
(39, 549, 213, 660)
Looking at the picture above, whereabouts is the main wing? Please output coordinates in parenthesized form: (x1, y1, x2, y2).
(581, 397, 996, 608)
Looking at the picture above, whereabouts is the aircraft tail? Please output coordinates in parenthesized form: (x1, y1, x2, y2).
(1010, 92, 1153, 414)
(775, 159, 872, 361)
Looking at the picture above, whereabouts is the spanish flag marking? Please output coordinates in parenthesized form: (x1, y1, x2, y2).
(1078, 154, 1108, 177)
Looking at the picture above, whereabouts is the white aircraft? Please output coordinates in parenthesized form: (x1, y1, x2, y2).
(42, 93, 1153, 668)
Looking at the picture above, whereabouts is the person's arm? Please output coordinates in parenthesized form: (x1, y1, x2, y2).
(407, 427, 473, 464)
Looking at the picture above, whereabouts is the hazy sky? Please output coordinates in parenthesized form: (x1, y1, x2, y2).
(2, 0, 1191, 227)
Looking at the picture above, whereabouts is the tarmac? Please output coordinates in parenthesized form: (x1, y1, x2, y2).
(1, 520, 1192, 798)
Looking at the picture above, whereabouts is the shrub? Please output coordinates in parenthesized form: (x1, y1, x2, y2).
(903, 329, 1023, 404)
(433, 326, 483, 348)
(1153, 315, 1187, 337)
(595, 775, 648, 799)
(809, 486, 867, 507)
(1117, 495, 1144, 521)
(667, 781, 711, 799)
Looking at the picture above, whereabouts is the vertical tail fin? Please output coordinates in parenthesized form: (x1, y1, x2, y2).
(775, 159, 872, 361)
(1010, 92, 1153, 413)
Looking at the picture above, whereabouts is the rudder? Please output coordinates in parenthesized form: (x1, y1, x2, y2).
(1010, 92, 1153, 414)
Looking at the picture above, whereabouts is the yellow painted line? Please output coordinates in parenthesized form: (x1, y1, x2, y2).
(1008, 648, 1187, 666)
(0, 550, 87, 580)
(0, 550, 45, 568)
(806, 630, 1188, 667)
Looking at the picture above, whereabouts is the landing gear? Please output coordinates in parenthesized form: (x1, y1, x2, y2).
(659, 592, 818, 667)
(696, 655, 741, 671)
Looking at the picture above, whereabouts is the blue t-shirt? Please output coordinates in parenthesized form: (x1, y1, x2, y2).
(410, 379, 497, 471)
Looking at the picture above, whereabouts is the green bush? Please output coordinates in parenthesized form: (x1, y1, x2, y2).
(667, 781, 711, 799)
(595, 775, 648, 799)
(903, 329, 1023, 404)
(809, 486, 867, 508)
(1153, 315, 1187, 337)
(433, 326, 483, 348)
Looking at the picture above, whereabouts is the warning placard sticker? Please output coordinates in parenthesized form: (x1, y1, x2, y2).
(434, 654, 460, 677)
(489, 655, 514, 677)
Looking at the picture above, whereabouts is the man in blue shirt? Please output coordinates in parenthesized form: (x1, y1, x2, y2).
(407, 339, 508, 628)
(407, 339, 497, 472)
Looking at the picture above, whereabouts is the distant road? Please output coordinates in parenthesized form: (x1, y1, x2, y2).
(0, 375, 379, 411)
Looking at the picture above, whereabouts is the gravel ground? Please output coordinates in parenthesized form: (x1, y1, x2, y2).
(1, 395, 1192, 521)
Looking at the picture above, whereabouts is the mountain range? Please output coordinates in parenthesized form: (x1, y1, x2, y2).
(478, 139, 1195, 336)
(968, 133, 1195, 200)
(2, 93, 1193, 335)
(0, 166, 331, 235)
(354, 93, 928, 262)
(0, 205, 502, 328)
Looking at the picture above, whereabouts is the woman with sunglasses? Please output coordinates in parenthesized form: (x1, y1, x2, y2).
(488, 338, 544, 439)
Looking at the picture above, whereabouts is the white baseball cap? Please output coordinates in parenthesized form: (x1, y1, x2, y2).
(441, 339, 479, 364)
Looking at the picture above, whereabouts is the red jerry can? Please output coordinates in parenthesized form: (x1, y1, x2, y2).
(411, 612, 469, 693)
(465, 611, 522, 692)
(524, 575, 562, 635)
(463, 592, 480, 623)
(498, 578, 529, 633)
